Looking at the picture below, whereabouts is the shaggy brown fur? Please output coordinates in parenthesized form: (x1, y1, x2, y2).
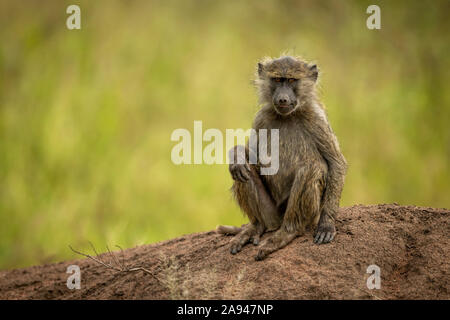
(218, 56, 347, 260)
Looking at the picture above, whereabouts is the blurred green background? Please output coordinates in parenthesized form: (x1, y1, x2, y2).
(0, 0, 449, 269)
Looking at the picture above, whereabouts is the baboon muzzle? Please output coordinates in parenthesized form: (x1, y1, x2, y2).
(273, 86, 297, 114)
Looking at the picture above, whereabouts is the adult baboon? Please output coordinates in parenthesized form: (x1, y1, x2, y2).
(217, 56, 347, 261)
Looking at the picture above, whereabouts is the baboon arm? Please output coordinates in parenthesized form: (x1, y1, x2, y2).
(228, 143, 258, 164)
(312, 123, 347, 221)
(281, 170, 309, 233)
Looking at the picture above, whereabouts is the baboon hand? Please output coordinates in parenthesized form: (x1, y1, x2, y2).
(229, 163, 251, 182)
(314, 222, 336, 244)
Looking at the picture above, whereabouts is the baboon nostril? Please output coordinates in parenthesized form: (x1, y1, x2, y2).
(279, 98, 287, 104)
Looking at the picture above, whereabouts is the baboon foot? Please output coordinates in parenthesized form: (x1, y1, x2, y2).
(230, 224, 264, 254)
(314, 220, 336, 244)
(255, 229, 297, 261)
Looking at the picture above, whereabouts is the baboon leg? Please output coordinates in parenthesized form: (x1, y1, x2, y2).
(230, 165, 281, 254)
(232, 165, 282, 230)
(255, 164, 326, 260)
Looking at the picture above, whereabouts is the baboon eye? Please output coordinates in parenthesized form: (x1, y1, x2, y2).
(288, 78, 296, 83)
(274, 78, 282, 82)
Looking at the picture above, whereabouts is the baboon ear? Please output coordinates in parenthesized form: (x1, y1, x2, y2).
(258, 62, 265, 78)
(309, 64, 318, 82)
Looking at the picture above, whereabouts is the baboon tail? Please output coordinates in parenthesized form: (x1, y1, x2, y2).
(216, 225, 242, 235)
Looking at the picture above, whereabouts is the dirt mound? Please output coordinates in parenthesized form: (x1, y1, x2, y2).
(0, 204, 448, 300)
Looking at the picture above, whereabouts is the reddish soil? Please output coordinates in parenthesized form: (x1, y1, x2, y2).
(0, 204, 448, 300)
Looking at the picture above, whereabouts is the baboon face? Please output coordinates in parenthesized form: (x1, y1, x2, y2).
(270, 77, 299, 115)
(257, 56, 318, 116)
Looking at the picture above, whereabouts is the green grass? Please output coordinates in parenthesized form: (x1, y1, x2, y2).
(0, 0, 449, 268)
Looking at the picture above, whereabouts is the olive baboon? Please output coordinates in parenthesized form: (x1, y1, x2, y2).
(217, 56, 347, 260)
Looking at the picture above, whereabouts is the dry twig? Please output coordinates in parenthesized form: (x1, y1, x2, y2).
(69, 244, 160, 283)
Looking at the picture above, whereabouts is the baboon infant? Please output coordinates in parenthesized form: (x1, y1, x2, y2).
(217, 56, 347, 260)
